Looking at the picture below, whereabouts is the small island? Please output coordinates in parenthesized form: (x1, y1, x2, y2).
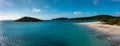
(15, 17, 43, 22)
(52, 17, 70, 20)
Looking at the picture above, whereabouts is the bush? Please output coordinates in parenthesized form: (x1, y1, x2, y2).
(106, 18, 118, 25)
(116, 19, 120, 25)
(101, 18, 109, 22)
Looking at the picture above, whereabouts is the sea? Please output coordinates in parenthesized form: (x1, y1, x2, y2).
(0, 20, 113, 46)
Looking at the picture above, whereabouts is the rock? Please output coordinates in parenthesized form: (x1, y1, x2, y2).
(15, 17, 43, 22)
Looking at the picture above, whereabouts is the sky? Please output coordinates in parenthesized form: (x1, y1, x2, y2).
(0, 0, 120, 20)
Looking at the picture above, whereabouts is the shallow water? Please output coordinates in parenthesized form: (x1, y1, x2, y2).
(0, 20, 112, 46)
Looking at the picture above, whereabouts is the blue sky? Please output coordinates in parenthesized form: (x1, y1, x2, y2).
(0, 0, 120, 20)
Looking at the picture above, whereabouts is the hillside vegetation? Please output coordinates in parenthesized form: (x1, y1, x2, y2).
(52, 15, 120, 25)
(71, 15, 120, 25)
(105, 17, 120, 25)
(15, 17, 43, 22)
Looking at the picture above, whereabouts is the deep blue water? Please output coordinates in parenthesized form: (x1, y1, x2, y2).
(0, 20, 112, 46)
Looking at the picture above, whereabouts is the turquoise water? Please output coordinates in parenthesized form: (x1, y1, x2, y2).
(0, 20, 112, 46)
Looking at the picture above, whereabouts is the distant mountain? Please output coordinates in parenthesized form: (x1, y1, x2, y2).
(52, 17, 70, 20)
(15, 17, 43, 22)
(71, 15, 114, 21)
(52, 15, 114, 21)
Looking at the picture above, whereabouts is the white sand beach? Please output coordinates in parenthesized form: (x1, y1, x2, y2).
(80, 22, 120, 45)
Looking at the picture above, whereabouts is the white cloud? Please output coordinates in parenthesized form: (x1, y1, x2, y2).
(32, 8, 42, 12)
(93, 0, 99, 5)
(0, 15, 23, 20)
(73, 12, 82, 15)
(0, 11, 24, 20)
(0, 14, 22, 20)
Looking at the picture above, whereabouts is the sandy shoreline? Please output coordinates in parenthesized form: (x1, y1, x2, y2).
(80, 22, 120, 46)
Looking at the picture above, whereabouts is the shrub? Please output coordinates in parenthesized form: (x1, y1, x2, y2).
(116, 19, 120, 26)
(106, 18, 118, 25)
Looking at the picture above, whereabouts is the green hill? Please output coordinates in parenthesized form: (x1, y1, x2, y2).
(15, 17, 43, 22)
(52, 15, 120, 26)
(70, 15, 114, 21)
(71, 15, 120, 26)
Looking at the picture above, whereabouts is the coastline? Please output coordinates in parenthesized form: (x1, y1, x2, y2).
(80, 22, 120, 46)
